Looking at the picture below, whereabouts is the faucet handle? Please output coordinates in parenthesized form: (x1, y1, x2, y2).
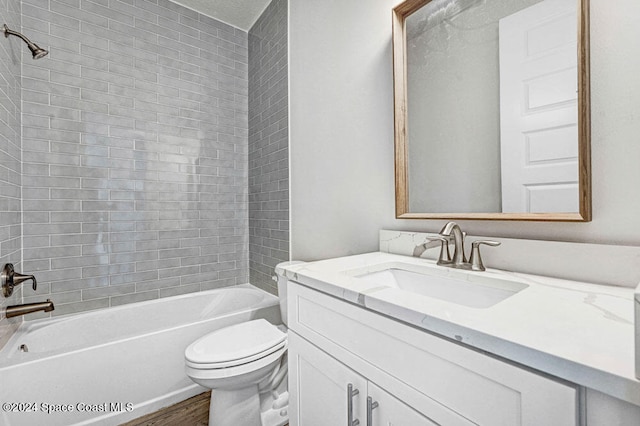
(413, 236, 450, 260)
(469, 240, 501, 271)
(14, 271, 37, 291)
(2, 264, 37, 297)
(433, 236, 452, 265)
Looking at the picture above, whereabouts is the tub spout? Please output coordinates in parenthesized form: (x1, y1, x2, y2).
(5, 299, 54, 318)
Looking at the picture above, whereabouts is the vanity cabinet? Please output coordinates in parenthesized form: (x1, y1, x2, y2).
(290, 331, 443, 425)
(287, 282, 578, 426)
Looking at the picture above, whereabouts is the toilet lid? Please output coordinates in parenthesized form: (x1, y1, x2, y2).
(185, 319, 286, 366)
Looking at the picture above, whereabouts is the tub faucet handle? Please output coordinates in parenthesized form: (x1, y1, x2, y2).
(14, 270, 37, 291)
(2, 263, 37, 297)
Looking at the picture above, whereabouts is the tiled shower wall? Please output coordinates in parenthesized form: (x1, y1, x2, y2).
(0, 0, 22, 345)
(20, 0, 250, 317)
(248, 0, 289, 294)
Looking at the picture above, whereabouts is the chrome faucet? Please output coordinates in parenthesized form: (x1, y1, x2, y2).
(437, 222, 501, 271)
(5, 299, 54, 318)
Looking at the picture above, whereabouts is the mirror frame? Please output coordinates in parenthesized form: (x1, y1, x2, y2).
(392, 0, 591, 221)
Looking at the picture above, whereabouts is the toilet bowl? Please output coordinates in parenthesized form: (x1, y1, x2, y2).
(185, 261, 302, 426)
(185, 319, 288, 426)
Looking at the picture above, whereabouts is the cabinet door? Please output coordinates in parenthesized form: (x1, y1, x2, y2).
(368, 382, 439, 426)
(289, 331, 367, 426)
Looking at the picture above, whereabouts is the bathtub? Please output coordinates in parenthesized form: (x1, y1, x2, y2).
(0, 284, 281, 426)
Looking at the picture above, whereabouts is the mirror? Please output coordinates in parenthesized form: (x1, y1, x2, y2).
(392, 0, 590, 221)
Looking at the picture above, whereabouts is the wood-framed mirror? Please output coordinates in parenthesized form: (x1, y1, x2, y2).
(392, 0, 591, 221)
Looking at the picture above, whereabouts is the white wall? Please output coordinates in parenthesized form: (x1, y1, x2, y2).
(289, 0, 398, 260)
(289, 0, 640, 262)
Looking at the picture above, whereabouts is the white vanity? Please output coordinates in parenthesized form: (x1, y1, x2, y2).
(278, 235, 640, 425)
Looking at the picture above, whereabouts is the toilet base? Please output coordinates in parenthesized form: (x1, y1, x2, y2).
(210, 385, 261, 426)
(260, 390, 289, 426)
(208, 383, 289, 426)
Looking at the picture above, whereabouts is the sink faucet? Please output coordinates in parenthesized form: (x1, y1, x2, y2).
(438, 222, 500, 271)
(439, 222, 467, 266)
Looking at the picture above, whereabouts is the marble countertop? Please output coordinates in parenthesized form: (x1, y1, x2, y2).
(277, 252, 640, 406)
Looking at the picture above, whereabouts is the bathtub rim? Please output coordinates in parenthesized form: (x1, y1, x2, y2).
(0, 283, 280, 367)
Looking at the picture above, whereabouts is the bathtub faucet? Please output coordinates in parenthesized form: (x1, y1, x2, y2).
(5, 299, 54, 318)
(2, 263, 37, 297)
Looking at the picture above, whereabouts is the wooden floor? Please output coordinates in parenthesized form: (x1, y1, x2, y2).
(121, 392, 210, 426)
(120, 391, 289, 426)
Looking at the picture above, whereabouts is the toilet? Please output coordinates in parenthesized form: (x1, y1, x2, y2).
(184, 262, 299, 426)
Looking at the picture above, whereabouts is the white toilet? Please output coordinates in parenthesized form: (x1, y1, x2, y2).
(185, 264, 297, 426)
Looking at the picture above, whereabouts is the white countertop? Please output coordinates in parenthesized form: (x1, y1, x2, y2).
(277, 252, 640, 406)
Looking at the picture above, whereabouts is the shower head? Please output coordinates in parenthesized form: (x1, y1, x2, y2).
(29, 45, 49, 60)
(2, 24, 48, 59)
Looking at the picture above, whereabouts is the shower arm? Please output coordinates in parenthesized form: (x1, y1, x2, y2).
(2, 24, 48, 59)
(4, 24, 33, 44)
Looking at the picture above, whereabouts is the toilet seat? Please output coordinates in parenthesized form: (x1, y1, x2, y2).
(185, 340, 287, 369)
(185, 344, 287, 380)
(185, 319, 287, 370)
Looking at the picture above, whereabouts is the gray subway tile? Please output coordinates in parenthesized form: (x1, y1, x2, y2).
(110, 290, 158, 306)
(14, 0, 263, 318)
(51, 298, 110, 316)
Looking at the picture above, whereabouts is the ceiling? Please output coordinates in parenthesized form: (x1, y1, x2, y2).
(172, 0, 273, 31)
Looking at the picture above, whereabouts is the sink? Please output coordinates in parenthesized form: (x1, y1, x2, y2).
(354, 265, 528, 309)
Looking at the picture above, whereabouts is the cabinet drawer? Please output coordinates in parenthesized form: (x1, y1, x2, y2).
(289, 282, 578, 426)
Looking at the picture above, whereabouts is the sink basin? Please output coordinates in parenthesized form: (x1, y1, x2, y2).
(355, 265, 528, 309)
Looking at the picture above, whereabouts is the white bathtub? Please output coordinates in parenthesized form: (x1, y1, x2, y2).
(0, 284, 281, 426)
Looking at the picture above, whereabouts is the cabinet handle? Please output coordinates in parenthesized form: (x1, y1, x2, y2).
(366, 396, 379, 426)
(347, 383, 360, 426)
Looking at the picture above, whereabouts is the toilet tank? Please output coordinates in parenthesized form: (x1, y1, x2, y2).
(275, 261, 306, 327)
